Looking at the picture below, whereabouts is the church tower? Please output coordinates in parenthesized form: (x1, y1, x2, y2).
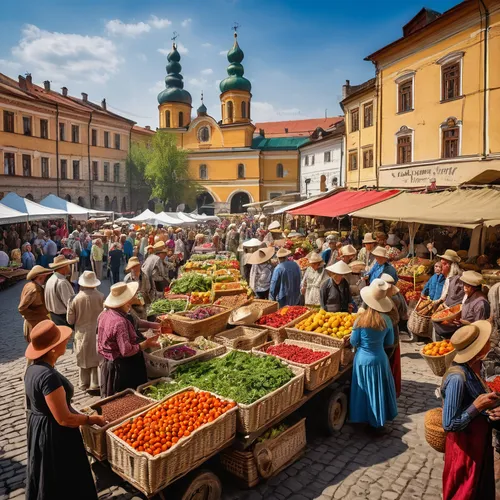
(157, 42, 192, 129)
(219, 32, 252, 125)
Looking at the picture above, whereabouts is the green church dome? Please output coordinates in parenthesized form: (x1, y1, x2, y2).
(158, 44, 192, 105)
(219, 34, 252, 94)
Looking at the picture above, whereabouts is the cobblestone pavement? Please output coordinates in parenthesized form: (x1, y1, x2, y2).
(0, 278, 449, 500)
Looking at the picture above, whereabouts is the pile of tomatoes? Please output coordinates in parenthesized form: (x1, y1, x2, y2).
(113, 390, 236, 456)
(256, 306, 309, 329)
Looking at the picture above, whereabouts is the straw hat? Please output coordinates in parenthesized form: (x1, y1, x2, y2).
(451, 321, 492, 364)
(49, 254, 78, 269)
(243, 238, 262, 249)
(26, 265, 52, 281)
(276, 248, 291, 258)
(437, 249, 461, 263)
(104, 282, 139, 309)
(153, 241, 167, 254)
(340, 244, 357, 257)
(125, 256, 141, 272)
(91, 232, 104, 238)
(362, 233, 377, 244)
(308, 253, 324, 265)
(380, 273, 395, 284)
(268, 221, 281, 231)
(324, 231, 339, 237)
(78, 270, 101, 288)
(371, 246, 389, 259)
(25, 320, 72, 360)
(104, 229, 113, 237)
(326, 261, 352, 275)
(360, 278, 393, 313)
(145, 245, 153, 251)
(230, 306, 263, 325)
(326, 235, 338, 242)
(460, 270, 484, 287)
(247, 247, 275, 265)
(175, 228, 183, 233)
(288, 232, 302, 238)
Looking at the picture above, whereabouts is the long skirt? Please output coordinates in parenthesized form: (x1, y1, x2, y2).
(389, 342, 401, 398)
(100, 351, 148, 398)
(443, 415, 495, 500)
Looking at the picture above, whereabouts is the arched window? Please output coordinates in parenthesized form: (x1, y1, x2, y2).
(441, 117, 460, 159)
(227, 101, 233, 121)
(198, 126, 210, 143)
(121, 197, 127, 212)
(104, 195, 110, 211)
(65, 194, 72, 202)
(25, 193, 34, 201)
(320, 175, 326, 192)
(165, 110, 171, 128)
(77, 196, 85, 207)
(276, 163, 284, 178)
(237, 164, 245, 179)
(178, 111, 184, 127)
(91, 195, 98, 208)
(111, 196, 118, 211)
(241, 101, 247, 119)
(199, 164, 208, 180)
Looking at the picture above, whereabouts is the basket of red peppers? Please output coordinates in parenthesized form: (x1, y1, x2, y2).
(254, 306, 311, 344)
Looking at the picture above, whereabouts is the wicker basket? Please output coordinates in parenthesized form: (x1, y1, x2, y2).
(254, 309, 313, 345)
(247, 299, 279, 317)
(286, 327, 354, 367)
(214, 326, 269, 351)
(219, 449, 260, 488)
(424, 407, 446, 453)
(80, 389, 156, 461)
(106, 387, 238, 497)
(408, 308, 432, 338)
(253, 418, 307, 478)
(168, 306, 231, 339)
(212, 285, 245, 299)
(420, 347, 457, 377)
(256, 340, 340, 391)
(431, 305, 462, 323)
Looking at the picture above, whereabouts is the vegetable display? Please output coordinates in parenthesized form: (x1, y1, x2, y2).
(148, 299, 187, 315)
(422, 340, 454, 357)
(257, 423, 288, 443)
(186, 306, 223, 321)
(214, 293, 248, 308)
(112, 390, 236, 456)
(158, 334, 187, 348)
(265, 344, 329, 364)
(190, 292, 212, 305)
(256, 306, 309, 329)
(95, 394, 152, 426)
(189, 253, 216, 261)
(294, 311, 355, 339)
(170, 273, 212, 294)
(393, 257, 431, 277)
(163, 345, 197, 360)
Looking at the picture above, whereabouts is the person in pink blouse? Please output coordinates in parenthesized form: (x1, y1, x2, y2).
(97, 281, 159, 397)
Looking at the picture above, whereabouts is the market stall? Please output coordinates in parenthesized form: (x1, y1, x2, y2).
(39, 194, 112, 220)
(1, 192, 67, 221)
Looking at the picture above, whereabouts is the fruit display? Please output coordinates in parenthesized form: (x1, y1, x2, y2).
(257, 423, 288, 443)
(213, 282, 242, 291)
(214, 293, 249, 308)
(422, 340, 454, 357)
(256, 306, 309, 329)
(265, 343, 330, 364)
(431, 304, 461, 322)
(94, 393, 152, 426)
(148, 299, 187, 315)
(284, 239, 314, 260)
(163, 345, 197, 360)
(393, 257, 432, 277)
(170, 273, 212, 294)
(294, 311, 356, 339)
(186, 306, 224, 321)
(297, 258, 309, 270)
(112, 390, 236, 455)
(190, 291, 212, 305)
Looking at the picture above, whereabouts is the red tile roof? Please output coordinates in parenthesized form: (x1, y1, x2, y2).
(133, 125, 155, 135)
(254, 117, 344, 138)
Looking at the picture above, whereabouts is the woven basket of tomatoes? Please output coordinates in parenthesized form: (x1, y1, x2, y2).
(420, 340, 456, 376)
(254, 306, 312, 344)
(106, 387, 238, 497)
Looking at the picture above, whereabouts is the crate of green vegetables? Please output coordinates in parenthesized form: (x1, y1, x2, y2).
(147, 298, 188, 318)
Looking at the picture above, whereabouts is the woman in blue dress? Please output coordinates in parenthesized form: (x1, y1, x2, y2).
(350, 278, 398, 429)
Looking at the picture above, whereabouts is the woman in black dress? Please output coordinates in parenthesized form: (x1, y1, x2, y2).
(25, 320, 106, 500)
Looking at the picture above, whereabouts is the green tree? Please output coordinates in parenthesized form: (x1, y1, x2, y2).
(129, 130, 199, 210)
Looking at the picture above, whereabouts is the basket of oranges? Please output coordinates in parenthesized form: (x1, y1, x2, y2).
(420, 340, 456, 377)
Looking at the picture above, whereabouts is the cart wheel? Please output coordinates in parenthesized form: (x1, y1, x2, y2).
(179, 470, 222, 500)
(326, 391, 348, 434)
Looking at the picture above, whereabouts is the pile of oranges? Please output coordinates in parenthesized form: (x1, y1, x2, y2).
(422, 339, 455, 357)
(113, 390, 236, 456)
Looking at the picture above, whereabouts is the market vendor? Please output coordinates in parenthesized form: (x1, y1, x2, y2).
(367, 247, 398, 284)
(270, 248, 301, 307)
(225, 224, 239, 254)
(248, 247, 275, 299)
(321, 235, 340, 266)
(459, 271, 490, 324)
(357, 233, 377, 271)
(339, 245, 365, 300)
(98, 282, 160, 398)
(242, 238, 264, 282)
(141, 241, 172, 303)
(301, 252, 328, 305)
(421, 261, 445, 301)
(320, 261, 353, 313)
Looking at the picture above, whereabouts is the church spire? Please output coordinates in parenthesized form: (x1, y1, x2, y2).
(197, 91, 207, 116)
(219, 31, 252, 94)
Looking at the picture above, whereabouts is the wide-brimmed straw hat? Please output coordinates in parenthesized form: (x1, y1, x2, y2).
(104, 282, 139, 309)
(371, 246, 389, 259)
(125, 256, 141, 272)
(153, 241, 167, 254)
(247, 247, 275, 265)
(308, 252, 324, 265)
(268, 221, 281, 231)
(326, 261, 352, 275)
(78, 271, 101, 288)
(243, 238, 262, 249)
(460, 270, 484, 287)
(360, 278, 393, 313)
(145, 245, 154, 251)
(25, 320, 72, 360)
(451, 321, 492, 364)
(229, 306, 263, 325)
(380, 273, 395, 284)
(437, 249, 461, 263)
(340, 244, 357, 257)
(26, 265, 52, 281)
(49, 254, 78, 269)
(276, 248, 291, 258)
(362, 233, 377, 244)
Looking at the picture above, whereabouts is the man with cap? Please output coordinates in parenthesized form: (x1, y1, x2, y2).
(248, 247, 275, 299)
(357, 233, 377, 271)
(321, 235, 340, 267)
(18, 265, 53, 342)
(270, 248, 302, 307)
(459, 271, 490, 324)
(367, 246, 399, 284)
(141, 241, 172, 303)
(320, 261, 354, 313)
(44, 255, 78, 327)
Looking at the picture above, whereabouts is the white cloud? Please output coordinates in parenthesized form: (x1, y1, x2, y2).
(252, 102, 303, 122)
(188, 77, 207, 88)
(0, 59, 22, 71)
(219, 50, 228, 56)
(176, 42, 188, 54)
(201, 42, 212, 48)
(181, 18, 192, 28)
(106, 19, 151, 37)
(149, 80, 164, 94)
(11, 24, 121, 84)
(149, 16, 172, 29)
(201, 68, 213, 76)
(158, 48, 169, 56)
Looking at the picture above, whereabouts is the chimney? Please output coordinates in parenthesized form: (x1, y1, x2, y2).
(18, 75, 27, 90)
(145, 125, 151, 130)
(61, 87, 68, 97)
(101, 98, 107, 110)
(284, 127, 289, 134)
(259, 128, 265, 137)
(25, 73, 33, 89)
(81, 92, 88, 102)
(342, 79, 351, 100)
(43, 80, 50, 91)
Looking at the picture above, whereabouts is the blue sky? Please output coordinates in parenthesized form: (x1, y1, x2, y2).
(0, 0, 459, 127)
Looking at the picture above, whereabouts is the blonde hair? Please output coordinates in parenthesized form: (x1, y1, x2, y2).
(355, 307, 387, 331)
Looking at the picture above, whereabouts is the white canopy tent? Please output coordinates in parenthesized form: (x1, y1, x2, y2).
(189, 213, 220, 222)
(0, 203, 28, 225)
(177, 212, 199, 223)
(1, 193, 67, 221)
(39, 194, 108, 219)
(117, 209, 158, 223)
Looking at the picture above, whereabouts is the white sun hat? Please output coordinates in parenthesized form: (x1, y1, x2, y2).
(360, 278, 392, 313)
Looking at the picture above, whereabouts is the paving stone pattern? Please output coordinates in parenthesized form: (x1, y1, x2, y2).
(0, 279, 447, 499)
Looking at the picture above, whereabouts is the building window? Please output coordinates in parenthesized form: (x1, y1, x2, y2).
(3, 111, 14, 133)
(364, 102, 373, 127)
(363, 149, 374, 168)
(40, 119, 49, 139)
(77, 196, 85, 207)
(71, 125, 79, 143)
(277, 163, 284, 178)
(397, 135, 412, 164)
(304, 156, 309, 166)
(60, 159, 67, 180)
(199, 164, 207, 180)
(198, 126, 210, 142)
(104, 131, 110, 148)
(324, 151, 331, 163)
(442, 123, 459, 158)
(310, 155, 315, 166)
(4, 153, 15, 175)
(22, 154, 31, 176)
(114, 133, 121, 150)
(41, 157, 49, 178)
(91, 129, 97, 146)
(227, 101, 234, 121)
(178, 112, 184, 127)
(91, 195, 98, 208)
(241, 101, 247, 119)
(398, 79, 413, 113)
(59, 123, 65, 141)
(103, 162, 109, 182)
(113, 163, 120, 183)
(320, 175, 327, 192)
(121, 197, 127, 212)
(23, 116, 32, 136)
(348, 152, 358, 171)
(165, 110, 171, 128)
(92, 161, 98, 180)
(73, 160, 80, 180)
(442, 63, 460, 101)
(350, 108, 359, 132)
(237, 164, 245, 179)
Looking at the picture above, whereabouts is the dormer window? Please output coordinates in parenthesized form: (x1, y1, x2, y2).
(198, 126, 210, 143)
